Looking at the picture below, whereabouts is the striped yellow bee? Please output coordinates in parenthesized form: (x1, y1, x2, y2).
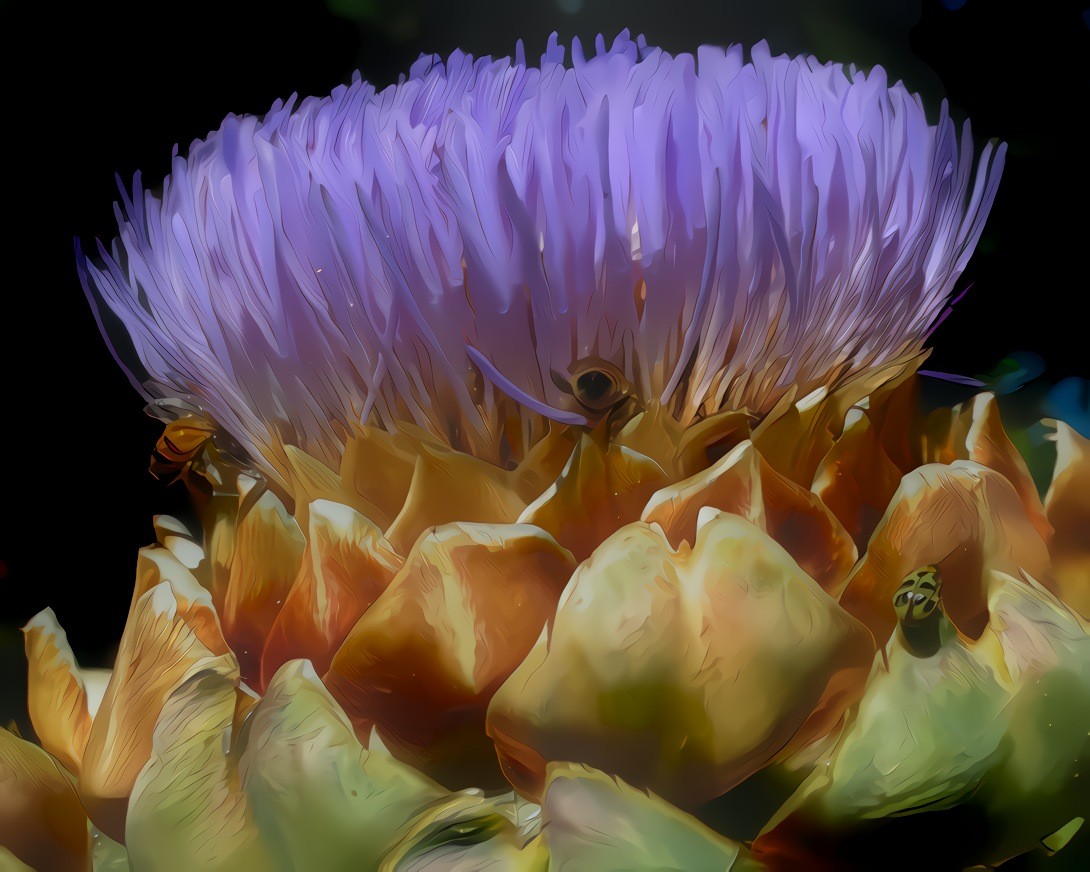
(893, 565, 943, 626)
(146, 398, 254, 501)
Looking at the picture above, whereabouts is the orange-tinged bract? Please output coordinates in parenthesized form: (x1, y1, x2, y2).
(219, 486, 306, 687)
(642, 439, 857, 591)
(0, 729, 90, 872)
(518, 433, 670, 562)
(1046, 423, 1090, 619)
(260, 500, 401, 685)
(324, 521, 576, 787)
(839, 461, 1052, 641)
(919, 392, 1051, 540)
(79, 578, 237, 842)
(21, 611, 92, 777)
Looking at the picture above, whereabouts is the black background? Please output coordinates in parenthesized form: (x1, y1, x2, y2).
(1, 0, 1087, 681)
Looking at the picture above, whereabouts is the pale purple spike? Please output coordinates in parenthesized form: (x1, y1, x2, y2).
(79, 30, 1005, 486)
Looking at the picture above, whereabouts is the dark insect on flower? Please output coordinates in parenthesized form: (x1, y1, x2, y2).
(146, 398, 264, 515)
(893, 565, 943, 625)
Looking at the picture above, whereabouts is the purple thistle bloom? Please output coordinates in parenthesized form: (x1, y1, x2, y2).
(80, 30, 1004, 486)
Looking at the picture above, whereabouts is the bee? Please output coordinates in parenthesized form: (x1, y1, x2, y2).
(146, 398, 261, 507)
(150, 416, 217, 480)
(893, 565, 943, 625)
(893, 565, 947, 657)
(466, 347, 642, 444)
(553, 357, 634, 414)
(548, 356, 644, 442)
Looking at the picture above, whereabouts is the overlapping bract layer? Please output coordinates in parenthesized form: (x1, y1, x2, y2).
(80, 31, 1004, 489)
(14, 381, 1090, 869)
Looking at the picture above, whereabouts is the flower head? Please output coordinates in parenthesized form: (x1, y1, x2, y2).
(16, 30, 1087, 872)
(80, 31, 1004, 488)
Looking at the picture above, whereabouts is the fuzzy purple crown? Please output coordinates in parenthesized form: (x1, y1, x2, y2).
(80, 30, 1005, 482)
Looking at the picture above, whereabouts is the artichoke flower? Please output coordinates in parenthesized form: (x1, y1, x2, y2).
(5, 29, 1088, 871)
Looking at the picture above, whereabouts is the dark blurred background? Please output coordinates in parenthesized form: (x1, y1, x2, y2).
(0, 0, 1087, 816)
